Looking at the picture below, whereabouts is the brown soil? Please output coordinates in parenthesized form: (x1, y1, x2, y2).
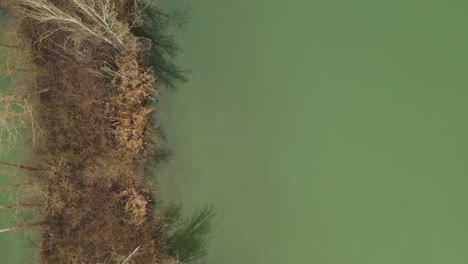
(0, 0, 179, 263)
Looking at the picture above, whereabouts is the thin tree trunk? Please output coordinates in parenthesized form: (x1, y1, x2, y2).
(0, 227, 18, 233)
(0, 43, 25, 50)
(122, 246, 141, 264)
(0, 221, 43, 234)
(0, 64, 35, 72)
(0, 180, 33, 191)
(0, 161, 38, 171)
(0, 203, 39, 209)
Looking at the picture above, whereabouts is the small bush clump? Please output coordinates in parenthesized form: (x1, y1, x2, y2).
(163, 205, 216, 263)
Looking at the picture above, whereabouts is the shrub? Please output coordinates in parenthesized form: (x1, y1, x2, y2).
(131, 2, 187, 90)
(163, 205, 216, 263)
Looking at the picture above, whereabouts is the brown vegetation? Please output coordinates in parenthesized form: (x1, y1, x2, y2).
(0, 0, 201, 263)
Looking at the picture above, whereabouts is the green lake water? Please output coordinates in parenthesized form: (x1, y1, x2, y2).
(160, 0, 468, 264)
(4, 0, 468, 263)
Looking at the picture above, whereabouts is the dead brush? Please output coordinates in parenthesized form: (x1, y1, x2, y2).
(9, 0, 129, 49)
(40, 157, 66, 180)
(118, 187, 148, 226)
(0, 21, 36, 76)
(39, 158, 82, 215)
(82, 155, 136, 187)
(0, 95, 41, 151)
(107, 51, 156, 155)
(0, 171, 47, 238)
(0, 31, 44, 151)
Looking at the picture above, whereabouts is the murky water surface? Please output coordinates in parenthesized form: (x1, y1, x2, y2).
(4, 1, 468, 263)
